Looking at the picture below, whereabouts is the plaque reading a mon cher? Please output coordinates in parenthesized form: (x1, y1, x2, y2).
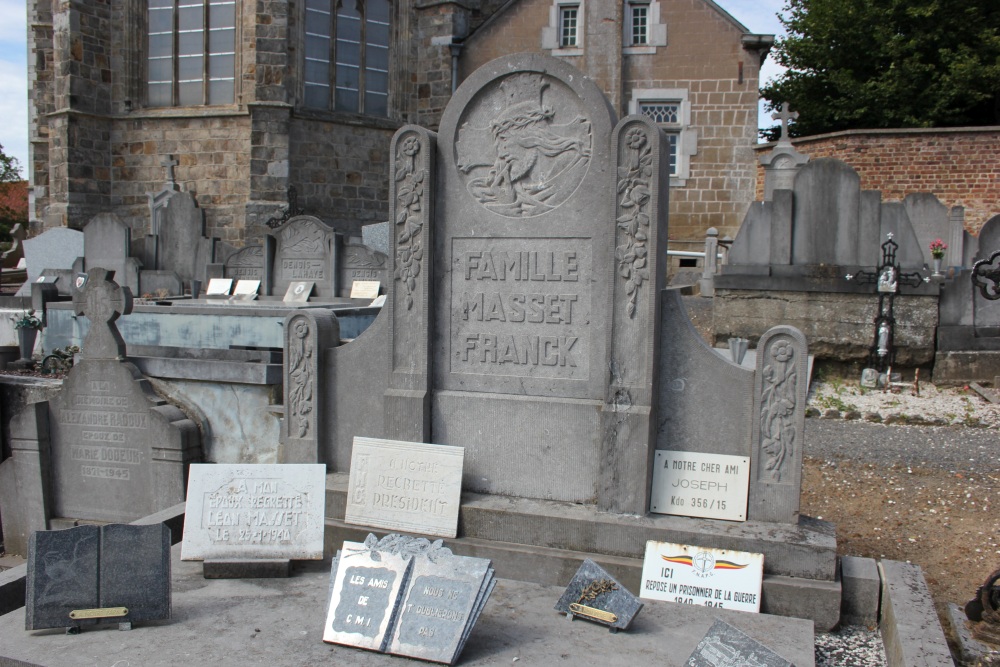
(181, 464, 326, 561)
(346, 437, 464, 538)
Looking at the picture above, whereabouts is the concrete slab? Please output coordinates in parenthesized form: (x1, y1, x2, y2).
(841, 556, 880, 628)
(947, 603, 1000, 667)
(878, 560, 953, 667)
(0, 543, 816, 667)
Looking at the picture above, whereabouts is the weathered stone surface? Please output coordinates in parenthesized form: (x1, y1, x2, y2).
(223, 245, 265, 283)
(713, 290, 938, 365)
(879, 559, 953, 667)
(181, 463, 326, 561)
(686, 619, 794, 667)
(20, 227, 84, 285)
(339, 239, 388, 298)
(840, 556, 880, 628)
(146, 187, 216, 287)
(265, 215, 339, 299)
(345, 437, 464, 538)
(81, 214, 140, 295)
(26, 523, 170, 630)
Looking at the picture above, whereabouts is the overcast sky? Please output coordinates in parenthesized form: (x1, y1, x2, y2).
(0, 0, 787, 180)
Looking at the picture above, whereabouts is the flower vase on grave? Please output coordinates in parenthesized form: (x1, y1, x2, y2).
(932, 257, 943, 277)
(18, 326, 37, 361)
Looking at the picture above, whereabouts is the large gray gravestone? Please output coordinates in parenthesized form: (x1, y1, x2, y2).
(146, 158, 217, 287)
(223, 245, 265, 282)
(26, 523, 171, 630)
(46, 268, 200, 522)
(385, 53, 670, 514)
(16, 227, 85, 296)
(266, 215, 339, 299)
(339, 239, 388, 298)
(80, 213, 141, 295)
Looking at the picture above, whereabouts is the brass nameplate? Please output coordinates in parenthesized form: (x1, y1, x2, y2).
(68, 607, 128, 620)
(569, 603, 617, 624)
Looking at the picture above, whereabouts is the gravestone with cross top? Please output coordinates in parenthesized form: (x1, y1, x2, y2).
(73, 267, 133, 360)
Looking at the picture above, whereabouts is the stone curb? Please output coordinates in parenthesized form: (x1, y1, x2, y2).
(878, 559, 955, 666)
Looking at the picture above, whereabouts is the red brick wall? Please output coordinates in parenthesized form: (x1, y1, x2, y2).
(755, 128, 1000, 234)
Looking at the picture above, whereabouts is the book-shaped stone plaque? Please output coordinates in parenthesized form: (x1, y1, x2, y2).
(350, 280, 381, 299)
(26, 524, 171, 631)
(205, 278, 233, 295)
(324, 534, 495, 665)
(181, 464, 326, 561)
(554, 559, 643, 632)
(283, 280, 315, 303)
(346, 437, 464, 538)
(685, 619, 795, 666)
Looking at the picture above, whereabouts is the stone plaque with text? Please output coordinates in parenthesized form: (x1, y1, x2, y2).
(268, 215, 338, 299)
(640, 540, 763, 613)
(181, 463, 326, 561)
(346, 437, 464, 538)
(650, 450, 750, 521)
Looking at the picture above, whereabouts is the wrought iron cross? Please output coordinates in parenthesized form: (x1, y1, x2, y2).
(846, 234, 928, 370)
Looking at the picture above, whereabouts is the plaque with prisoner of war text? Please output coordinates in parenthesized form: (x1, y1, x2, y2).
(180, 464, 326, 561)
(650, 450, 750, 522)
(640, 541, 763, 613)
(346, 437, 464, 538)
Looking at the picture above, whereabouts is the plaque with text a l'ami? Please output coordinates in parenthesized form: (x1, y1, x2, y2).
(650, 451, 750, 521)
(640, 541, 763, 613)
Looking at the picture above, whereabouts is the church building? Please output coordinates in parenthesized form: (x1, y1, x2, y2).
(26, 0, 771, 247)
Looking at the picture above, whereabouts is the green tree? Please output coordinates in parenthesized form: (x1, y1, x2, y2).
(760, 0, 1000, 140)
(0, 143, 24, 245)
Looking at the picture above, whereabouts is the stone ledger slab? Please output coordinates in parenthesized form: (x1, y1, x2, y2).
(345, 437, 464, 538)
(0, 543, 816, 667)
(181, 463, 326, 561)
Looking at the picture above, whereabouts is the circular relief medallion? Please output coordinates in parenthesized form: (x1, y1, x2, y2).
(454, 72, 593, 218)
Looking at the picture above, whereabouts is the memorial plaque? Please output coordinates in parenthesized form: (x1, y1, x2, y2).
(554, 559, 643, 632)
(390, 549, 496, 664)
(324, 537, 414, 652)
(325, 534, 496, 665)
(27, 523, 171, 631)
(346, 437, 464, 539)
(685, 619, 795, 667)
(181, 464, 326, 561)
(350, 280, 381, 299)
(650, 451, 750, 521)
(283, 280, 315, 303)
(339, 239, 388, 297)
(206, 278, 233, 295)
(640, 541, 763, 613)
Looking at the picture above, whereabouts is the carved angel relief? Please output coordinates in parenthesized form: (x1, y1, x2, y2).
(456, 73, 592, 218)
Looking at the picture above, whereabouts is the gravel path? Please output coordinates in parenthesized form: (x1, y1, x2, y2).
(804, 419, 1000, 472)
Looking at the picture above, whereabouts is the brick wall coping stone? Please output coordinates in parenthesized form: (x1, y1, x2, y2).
(755, 125, 1000, 152)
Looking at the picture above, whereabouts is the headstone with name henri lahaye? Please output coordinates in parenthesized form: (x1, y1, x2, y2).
(324, 534, 495, 665)
(554, 559, 643, 632)
(26, 523, 171, 631)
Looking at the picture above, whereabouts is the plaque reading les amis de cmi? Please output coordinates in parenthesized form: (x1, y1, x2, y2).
(346, 437, 464, 539)
(650, 450, 750, 521)
(640, 540, 763, 613)
(181, 464, 326, 561)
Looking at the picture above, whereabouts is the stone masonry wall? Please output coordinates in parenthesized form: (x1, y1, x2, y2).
(713, 290, 939, 367)
(111, 115, 252, 244)
(289, 118, 395, 236)
(27, 0, 55, 224)
(755, 128, 1000, 234)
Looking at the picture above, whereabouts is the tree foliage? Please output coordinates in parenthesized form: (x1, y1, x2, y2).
(760, 0, 1000, 140)
(0, 143, 25, 244)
